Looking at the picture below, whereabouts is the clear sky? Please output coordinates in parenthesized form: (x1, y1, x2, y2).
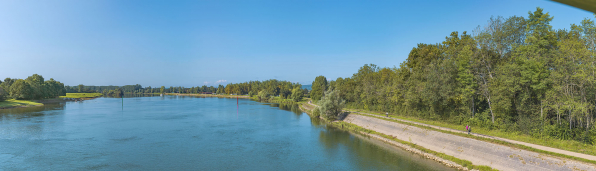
(0, 0, 594, 87)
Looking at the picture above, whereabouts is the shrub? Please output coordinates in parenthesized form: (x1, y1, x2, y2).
(316, 89, 345, 121)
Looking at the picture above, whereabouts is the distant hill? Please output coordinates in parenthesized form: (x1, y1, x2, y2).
(301, 85, 312, 90)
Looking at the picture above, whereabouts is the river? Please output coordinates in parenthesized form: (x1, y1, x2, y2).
(0, 96, 453, 170)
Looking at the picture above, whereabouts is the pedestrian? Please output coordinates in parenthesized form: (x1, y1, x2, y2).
(468, 126, 471, 134)
(465, 125, 469, 134)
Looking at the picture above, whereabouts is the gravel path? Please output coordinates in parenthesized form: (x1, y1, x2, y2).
(347, 110, 596, 163)
(344, 114, 596, 171)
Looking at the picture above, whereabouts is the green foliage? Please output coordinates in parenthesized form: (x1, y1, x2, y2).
(316, 89, 345, 120)
(1, 75, 66, 100)
(0, 87, 7, 102)
(311, 76, 328, 102)
(0, 78, 16, 94)
(9, 79, 34, 100)
(313, 10, 596, 147)
(291, 87, 303, 102)
(257, 90, 271, 102)
(215, 79, 301, 99)
(312, 107, 321, 118)
(216, 85, 225, 94)
(25, 74, 45, 99)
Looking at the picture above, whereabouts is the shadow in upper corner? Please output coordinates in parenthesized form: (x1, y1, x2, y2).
(337, 112, 350, 121)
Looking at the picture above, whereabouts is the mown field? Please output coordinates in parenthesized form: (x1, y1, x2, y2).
(0, 99, 44, 108)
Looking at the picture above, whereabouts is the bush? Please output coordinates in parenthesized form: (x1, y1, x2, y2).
(312, 107, 321, 118)
(291, 87, 303, 102)
(258, 90, 271, 102)
(316, 89, 345, 121)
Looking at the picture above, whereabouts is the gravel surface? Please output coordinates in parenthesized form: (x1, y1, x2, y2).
(344, 114, 596, 171)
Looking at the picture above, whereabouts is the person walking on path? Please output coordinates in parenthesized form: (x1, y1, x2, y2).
(466, 125, 469, 134)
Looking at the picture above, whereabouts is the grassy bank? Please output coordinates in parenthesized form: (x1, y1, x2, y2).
(258, 96, 308, 104)
(59, 93, 103, 99)
(345, 108, 596, 157)
(298, 103, 495, 171)
(0, 99, 44, 108)
(331, 121, 496, 171)
(346, 110, 596, 165)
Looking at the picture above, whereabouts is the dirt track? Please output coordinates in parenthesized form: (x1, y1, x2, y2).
(344, 114, 596, 171)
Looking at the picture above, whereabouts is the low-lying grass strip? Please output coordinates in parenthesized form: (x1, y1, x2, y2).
(330, 121, 497, 171)
(352, 112, 596, 165)
(59, 93, 103, 98)
(0, 99, 44, 108)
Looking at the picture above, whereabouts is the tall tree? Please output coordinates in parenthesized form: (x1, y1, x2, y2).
(311, 76, 328, 102)
(9, 79, 33, 100)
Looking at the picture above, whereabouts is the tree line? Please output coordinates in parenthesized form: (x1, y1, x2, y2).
(219, 79, 308, 102)
(73, 79, 307, 101)
(0, 74, 66, 101)
(312, 8, 596, 144)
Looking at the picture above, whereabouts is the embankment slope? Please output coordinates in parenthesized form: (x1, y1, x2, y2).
(344, 114, 596, 171)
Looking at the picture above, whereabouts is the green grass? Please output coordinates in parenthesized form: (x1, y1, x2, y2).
(345, 108, 596, 157)
(0, 99, 44, 108)
(59, 93, 103, 98)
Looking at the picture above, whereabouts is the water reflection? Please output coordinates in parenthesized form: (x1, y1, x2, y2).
(318, 126, 453, 171)
(275, 103, 302, 115)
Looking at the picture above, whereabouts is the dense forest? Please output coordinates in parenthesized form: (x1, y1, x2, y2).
(0, 74, 66, 101)
(312, 8, 596, 144)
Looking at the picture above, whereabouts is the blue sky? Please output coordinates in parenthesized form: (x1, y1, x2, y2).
(0, 0, 593, 87)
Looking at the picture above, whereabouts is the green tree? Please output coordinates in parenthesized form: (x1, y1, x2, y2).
(160, 86, 165, 94)
(216, 85, 224, 94)
(257, 90, 271, 102)
(291, 87, 303, 102)
(0, 78, 15, 93)
(311, 76, 328, 102)
(25, 74, 45, 99)
(316, 89, 345, 120)
(0, 87, 7, 102)
(78, 84, 84, 93)
(9, 79, 34, 100)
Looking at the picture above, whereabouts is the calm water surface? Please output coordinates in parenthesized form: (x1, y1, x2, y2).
(0, 96, 453, 170)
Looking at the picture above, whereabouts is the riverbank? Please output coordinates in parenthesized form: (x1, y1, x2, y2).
(299, 102, 596, 170)
(59, 93, 103, 99)
(0, 93, 105, 110)
(345, 108, 596, 158)
(167, 93, 250, 99)
(0, 99, 44, 109)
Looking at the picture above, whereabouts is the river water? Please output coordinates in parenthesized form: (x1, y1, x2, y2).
(0, 96, 453, 170)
